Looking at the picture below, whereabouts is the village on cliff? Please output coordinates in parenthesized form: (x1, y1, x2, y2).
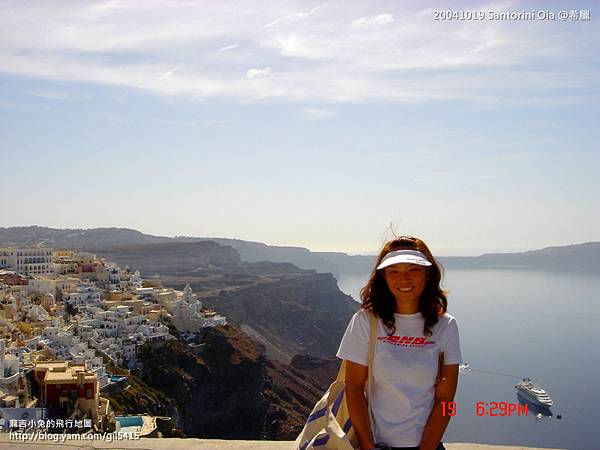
(0, 246, 227, 435)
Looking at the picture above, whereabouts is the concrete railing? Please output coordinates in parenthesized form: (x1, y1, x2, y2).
(0, 435, 567, 450)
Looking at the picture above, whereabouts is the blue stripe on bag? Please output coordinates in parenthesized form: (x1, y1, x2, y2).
(331, 389, 344, 416)
(306, 388, 345, 424)
(300, 388, 349, 448)
(306, 406, 327, 423)
(313, 434, 330, 446)
(342, 417, 352, 433)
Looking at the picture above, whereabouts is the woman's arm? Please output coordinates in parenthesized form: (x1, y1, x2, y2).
(419, 364, 459, 450)
(345, 360, 375, 450)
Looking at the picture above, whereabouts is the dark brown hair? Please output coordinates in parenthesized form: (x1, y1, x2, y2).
(360, 236, 447, 336)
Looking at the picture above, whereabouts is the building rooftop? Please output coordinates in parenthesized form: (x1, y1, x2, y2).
(35, 361, 97, 383)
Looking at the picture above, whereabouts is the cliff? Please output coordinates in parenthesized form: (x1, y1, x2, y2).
(105, 324, 340, 440)
(193, 272, 357, 363)
(89, 240, 358, 364)
(90, 241, 241, 275)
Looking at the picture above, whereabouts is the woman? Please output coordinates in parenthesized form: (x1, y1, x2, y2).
(337, 236, 461, 450)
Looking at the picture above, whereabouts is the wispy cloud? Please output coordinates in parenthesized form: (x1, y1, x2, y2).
(352, 13, 394, 27)
(162, 65, 183, 79)
(262, 5, 321, 30)
(246, 67, 273, 79)
(0, 1, 597, 105)
(218, 44, 239, 53)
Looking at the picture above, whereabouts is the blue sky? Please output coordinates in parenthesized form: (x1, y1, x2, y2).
(1, 0, 598, 255)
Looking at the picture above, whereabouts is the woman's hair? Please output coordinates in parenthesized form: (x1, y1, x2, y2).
(360, 236, 447, 336)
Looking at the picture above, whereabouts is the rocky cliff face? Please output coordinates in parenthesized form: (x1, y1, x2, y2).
(92, 240, 358, 363)
(138, 328, 266, 438)
(97, 241, 358, 364)
(106, 324, 340, 440)
(92, 241, 241, 275)
(196, 272, 357, 363)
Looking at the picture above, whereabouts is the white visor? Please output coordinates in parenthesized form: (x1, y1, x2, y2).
(376, 250, 432, 270)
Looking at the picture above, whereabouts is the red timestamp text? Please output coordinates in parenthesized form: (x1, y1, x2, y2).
(441, 401, 529, 417)
(441, 401, 457, 416)
(476, 401, 528, 417)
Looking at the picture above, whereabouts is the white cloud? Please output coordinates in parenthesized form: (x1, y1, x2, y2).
(0, 0, 596, 106)
(162, 65, 183, 79)
(246, 67, 273, 79)
(218, 44, 239, 53)
(352, 14, 394, 27)
(262, 5, 321, 30)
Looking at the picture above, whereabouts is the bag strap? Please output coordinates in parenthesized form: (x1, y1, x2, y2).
(335, 312, 378, 384)
(334, 312, 378, 434)
(335, 360, 346, 382)
(436, 351, 446, 383)
(367, 312, 377, 438)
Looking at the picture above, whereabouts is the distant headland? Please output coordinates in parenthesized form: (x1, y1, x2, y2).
(1, 226, 599, 275)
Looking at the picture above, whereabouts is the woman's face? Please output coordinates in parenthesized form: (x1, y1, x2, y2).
(382, 263, 428, 309)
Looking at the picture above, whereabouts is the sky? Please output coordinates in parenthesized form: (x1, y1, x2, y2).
(1, 0, 598, 256)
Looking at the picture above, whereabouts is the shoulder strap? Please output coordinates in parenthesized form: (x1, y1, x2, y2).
(367, 312, 377, 436)
(436, 351, 446, 383)
(335, 311, 378, 385)
(335, 359, 346, 382)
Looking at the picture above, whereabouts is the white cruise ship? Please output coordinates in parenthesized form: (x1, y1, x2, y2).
(515, 378, 553, 407)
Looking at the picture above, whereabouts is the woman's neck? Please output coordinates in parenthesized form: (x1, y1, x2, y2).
(394, 301, 419, 314)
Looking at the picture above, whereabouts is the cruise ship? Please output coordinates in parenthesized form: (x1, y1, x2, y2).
(515, 378, 553, 407)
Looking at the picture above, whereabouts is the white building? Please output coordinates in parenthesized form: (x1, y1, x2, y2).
(71, 251, 96, 264)
(27, 277, 56, 296)
(65, 285, 102, 306)
(128, 271, 143, 289)
(202, 312, 227, 327)
(40, 293, 56, 309)
(170, 285, 226, 336)
(182, 284, 202, 309)
(0, 247, 54, 276)
(0, 339, 20, 397)
(135, 287, 155, 299)
(23, 303, 51, 322)
(96, 264, 121, 289)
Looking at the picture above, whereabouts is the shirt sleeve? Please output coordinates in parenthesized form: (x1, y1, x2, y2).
(441, 316, 462, 365)
(336, 310, 370, 366)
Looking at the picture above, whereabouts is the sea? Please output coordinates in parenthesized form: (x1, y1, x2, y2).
(336, 269, 600, 450)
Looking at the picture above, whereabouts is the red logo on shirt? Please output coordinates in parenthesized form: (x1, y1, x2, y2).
(377, 335, 435, 347)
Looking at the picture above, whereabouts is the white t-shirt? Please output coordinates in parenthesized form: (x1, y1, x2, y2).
(336, 309, 462, 447)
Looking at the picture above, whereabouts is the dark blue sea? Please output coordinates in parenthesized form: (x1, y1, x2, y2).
(337, 269, 600, 450)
